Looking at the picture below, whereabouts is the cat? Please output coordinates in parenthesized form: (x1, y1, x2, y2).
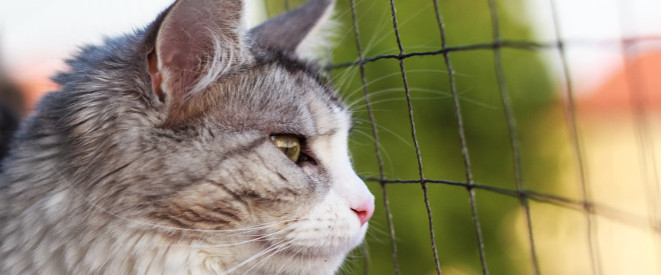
(0, 0, 375, 274)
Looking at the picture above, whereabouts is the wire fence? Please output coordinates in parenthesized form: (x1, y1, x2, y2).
(269, 0, 661, 274)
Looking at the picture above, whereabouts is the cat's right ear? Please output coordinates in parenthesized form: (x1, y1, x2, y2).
(249, 0, 336, 61)
(143, 0, 252, 127)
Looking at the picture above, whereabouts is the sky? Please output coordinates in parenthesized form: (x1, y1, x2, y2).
(0, 0, 173, 81)
(1, 0, 661, 96)
(522, 0, 661, 92)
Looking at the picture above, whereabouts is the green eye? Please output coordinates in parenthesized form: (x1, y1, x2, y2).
(270, 135, 301, 162)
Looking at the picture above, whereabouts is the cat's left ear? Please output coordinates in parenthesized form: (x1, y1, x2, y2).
(249, 0, 336, 61)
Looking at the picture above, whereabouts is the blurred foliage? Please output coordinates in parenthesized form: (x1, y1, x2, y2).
(268, 0, 562, 274)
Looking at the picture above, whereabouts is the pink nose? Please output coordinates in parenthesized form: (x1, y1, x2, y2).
(352, 201, 375, 226)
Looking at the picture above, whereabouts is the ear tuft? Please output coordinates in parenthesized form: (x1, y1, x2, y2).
(249, 0, 337, 61)
(148, 50, 165, 102)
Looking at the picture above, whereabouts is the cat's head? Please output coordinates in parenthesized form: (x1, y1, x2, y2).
(115, 0, 374, 272)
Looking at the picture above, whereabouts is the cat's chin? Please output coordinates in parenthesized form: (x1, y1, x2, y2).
(229, 221, 368, 274)
(237, 249, 351, 275)
(285, 223, 368, 258)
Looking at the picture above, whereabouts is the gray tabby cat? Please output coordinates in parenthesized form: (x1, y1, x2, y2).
(0, 0, 375, 274)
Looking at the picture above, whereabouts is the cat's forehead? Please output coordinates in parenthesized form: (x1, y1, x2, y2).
(204, 57, 348, 137)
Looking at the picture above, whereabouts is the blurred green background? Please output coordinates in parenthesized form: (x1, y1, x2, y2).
(267, 0, 562, 274)
(1, 0, 656, 273)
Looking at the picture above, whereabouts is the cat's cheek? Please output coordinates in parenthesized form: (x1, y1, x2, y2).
(293, 188, 370, 253)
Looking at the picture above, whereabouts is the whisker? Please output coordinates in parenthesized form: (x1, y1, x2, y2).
(342, 69, 446, 102)
(350, 127, 378, 144)
(333, 0, 371, 49)
(364, 223, 392, 245)
(273, 238, 308, 274)
(162, 227, 288, 249)
(360, 2, 434, 56)
(348, 88, 452, 107)
(332, 66, 361, 95)
(242, 237, 298, 274)
(352, 117, 413, 148)
(361, 5, 393, 56)
(224, 238, 295, 274)
(342, 70, 404, 101)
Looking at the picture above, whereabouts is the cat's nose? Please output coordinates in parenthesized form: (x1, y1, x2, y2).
(351, 200, 374, 226)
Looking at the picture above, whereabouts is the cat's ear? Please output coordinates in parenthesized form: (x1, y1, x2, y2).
(145, 0, 252, 126)
(249, 0, 336, 61)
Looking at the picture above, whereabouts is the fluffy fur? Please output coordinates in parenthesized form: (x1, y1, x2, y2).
(0, 0, 374, 274)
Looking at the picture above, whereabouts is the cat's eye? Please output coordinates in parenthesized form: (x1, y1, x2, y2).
(270, 135, 301, 163)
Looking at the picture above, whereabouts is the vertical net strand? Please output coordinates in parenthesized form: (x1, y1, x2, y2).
(387, 0, 443, 274)
(429, 0, 489, 274)
(548, 1, 603, 274)
(348, 0, 401, 273)
(484, 0, 540, 274)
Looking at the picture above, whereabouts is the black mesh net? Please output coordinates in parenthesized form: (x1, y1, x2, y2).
(267, 0, 661, 274)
